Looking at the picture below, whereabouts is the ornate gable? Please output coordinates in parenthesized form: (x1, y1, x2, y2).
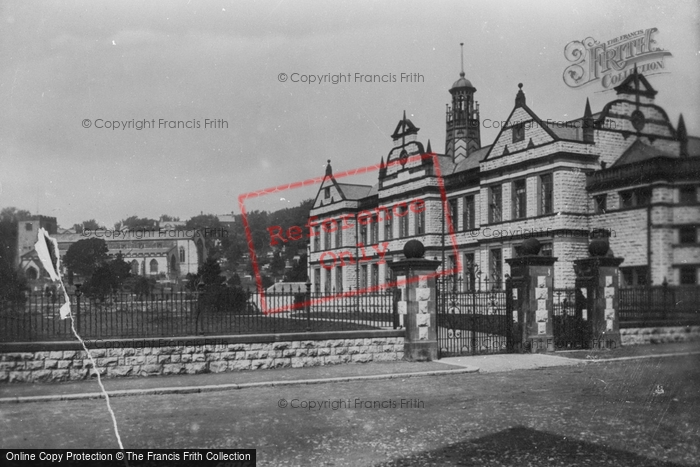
(484, 84, 557, 161)
(312, 161, 344, 209)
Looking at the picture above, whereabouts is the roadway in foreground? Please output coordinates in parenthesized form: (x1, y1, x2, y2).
(1, 353, 698, 466)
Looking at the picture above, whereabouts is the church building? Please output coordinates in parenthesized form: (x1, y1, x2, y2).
(307, 59, 700, 293)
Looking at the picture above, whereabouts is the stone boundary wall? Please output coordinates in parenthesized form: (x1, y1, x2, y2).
(0, 330, 405, 384)
(621, 326, 700, 346)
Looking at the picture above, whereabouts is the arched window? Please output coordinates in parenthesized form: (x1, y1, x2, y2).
(150, 259, 158, 274)
(26, 267, 38, 280)
(170, 255, 177, 273)
(131, 260, 139, 275)
(179, 246, 185, 263)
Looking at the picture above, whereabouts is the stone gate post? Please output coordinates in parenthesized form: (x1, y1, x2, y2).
(573, 238, 624, 349)
(505, 239, 557, 353)
(388, 240, 441, 361)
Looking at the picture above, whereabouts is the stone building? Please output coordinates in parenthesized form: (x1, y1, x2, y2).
(16, 219, 206, 286)
(53, 227, 206, 283)
(307, 66, 699, 292)
(16, 216, 58, 281)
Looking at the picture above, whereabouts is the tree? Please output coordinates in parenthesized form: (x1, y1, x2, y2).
(159, 214, 180, 222)
(81, 253, 131, 300)
(0, 207, 31, 223)
(108, 252, 131, 286)
(286, 253, 308, 282)
(186, 214, 224, 256)
(0, 261, 28, 308)
(124, 275, 155, 300)
(0, 216, 19, 266)
(200, 256, 226, 287)
(0, 216, 28, 307)
(0, 226, 28, 308)
(63, 238, 109, 279)
(72, 219, 103, 233)
(116, 216, 158, 231)
(270, 251, 285, 276)
(261, 274, 274, 289)
(186, 214, 222, 231)
(228, 273, 241, 287)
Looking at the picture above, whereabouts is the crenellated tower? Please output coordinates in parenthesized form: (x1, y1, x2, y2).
(445, 43, 480, 162)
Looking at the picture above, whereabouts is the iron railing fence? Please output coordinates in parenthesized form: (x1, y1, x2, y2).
(0, 285, 396, 342)
(551, 285, 700, 329)
(618, 285, 700, 327)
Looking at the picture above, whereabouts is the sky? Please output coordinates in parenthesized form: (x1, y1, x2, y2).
(1, 0, 699, 229)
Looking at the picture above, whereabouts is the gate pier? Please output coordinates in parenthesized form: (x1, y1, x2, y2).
(388, 240, 441, 361)
(506, 239, 557, 353)
(574, 239, 624, 349)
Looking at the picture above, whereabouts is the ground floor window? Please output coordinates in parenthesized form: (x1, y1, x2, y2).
(335, 266, 342, 292)
(680, 267, 697, 285)
(371, 263, 379, 288)
(490, 248, 502, 288)
(324, 268, 331, 293)
(464, 252, 476, 291)
(621, 266, 648, 287)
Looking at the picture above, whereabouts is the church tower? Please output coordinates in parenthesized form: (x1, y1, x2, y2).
(445, 43, 480, 162)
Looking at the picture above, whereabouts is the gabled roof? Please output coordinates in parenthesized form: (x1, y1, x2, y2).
(541, 123, 582, 142)
(434, 154, 456, 176)
(53, 233, 85, 244)
(484, 102, 559, 161)
(336, 183, 374, 200)
(613, 139, 676, 167)
(453, 146, 492, 172)
(542, 112, 602, 142)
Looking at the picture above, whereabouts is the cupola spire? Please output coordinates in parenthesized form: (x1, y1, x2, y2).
(583, 98, 594, 143)
(445, 42, 480, 160)
(515, 83, 526, 107)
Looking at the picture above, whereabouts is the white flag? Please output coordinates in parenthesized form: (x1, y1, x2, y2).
(34, 227, 71, 319)
(34, 227, 60, 281)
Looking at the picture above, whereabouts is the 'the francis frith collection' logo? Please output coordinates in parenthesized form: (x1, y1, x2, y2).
(563, 28, 672, 90)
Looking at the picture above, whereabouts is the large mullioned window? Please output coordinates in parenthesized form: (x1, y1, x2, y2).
(540, 174, 553, 215)
(489, 185, 502, 223)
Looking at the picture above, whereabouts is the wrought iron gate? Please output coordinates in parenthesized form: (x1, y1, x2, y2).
(552, 288, 592, 349)
(436, 277, 514, 357)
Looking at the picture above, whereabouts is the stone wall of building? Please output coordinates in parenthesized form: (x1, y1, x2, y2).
(0, 331, 405, 384)
(607, 208, 649, 266)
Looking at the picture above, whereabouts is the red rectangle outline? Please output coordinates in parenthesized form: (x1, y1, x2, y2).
(238, 152, 461, 314)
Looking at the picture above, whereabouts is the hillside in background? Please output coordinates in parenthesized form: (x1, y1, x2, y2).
(216, 199, 314, 284)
